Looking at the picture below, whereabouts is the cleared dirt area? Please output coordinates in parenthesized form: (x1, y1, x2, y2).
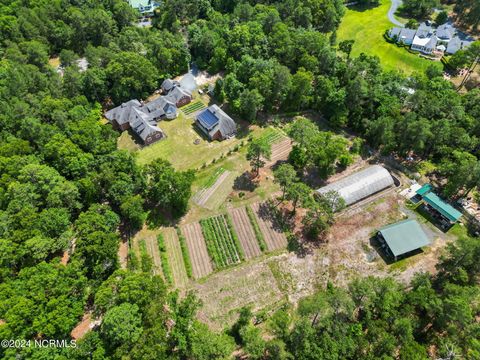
(193, 258, 285, 331)
(181, 222, 213, 279)
(228, 207, 262, 259)
(163, 227, 189, 288)
(118, 241, 128, 269)
(266, 138, 292, 167)
(325, 193, 450, 287)
(193, 170, 231, 207)
(70, 312, 101, 340)
(251, 202, 288, 251)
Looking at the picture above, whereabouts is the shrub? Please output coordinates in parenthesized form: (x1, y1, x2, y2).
(176, 227, 193, 278)
(157, 233, 173, 285)
(246, 206, 267, 252)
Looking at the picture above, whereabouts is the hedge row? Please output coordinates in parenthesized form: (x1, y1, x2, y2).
(176, 227, 193, 278)
(138, 239, 153, 274)
(246, 206, 267, 252)
(157, 233, 173, 285)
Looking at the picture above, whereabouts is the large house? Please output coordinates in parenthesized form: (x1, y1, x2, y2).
(195, 105, 237, 141)
(389, 22, 474, 55)
(128, 0, 159, 16)
(105, 100, 166, 145)
(105, 75, 195, 145)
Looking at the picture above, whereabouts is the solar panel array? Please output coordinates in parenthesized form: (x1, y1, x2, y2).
(197, 109, 219, 130)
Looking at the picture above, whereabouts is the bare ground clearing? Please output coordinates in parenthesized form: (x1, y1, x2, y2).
(182, 222, 213, 279)
(193, 258, 284, 331)
(228, 207, 262, 259)
(251, 202, 288, 251)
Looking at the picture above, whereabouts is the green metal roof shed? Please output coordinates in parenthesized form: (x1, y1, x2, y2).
(423, 192, 462, 222)
(416, 183, 433, 196)
(378, 219, 431, 258)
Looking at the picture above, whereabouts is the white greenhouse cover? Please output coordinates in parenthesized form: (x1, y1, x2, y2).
(316, 165, 394, 206)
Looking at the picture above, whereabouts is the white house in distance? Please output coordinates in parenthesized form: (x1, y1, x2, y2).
(389, 22, 475, 55)
(127, 0, 159, 16)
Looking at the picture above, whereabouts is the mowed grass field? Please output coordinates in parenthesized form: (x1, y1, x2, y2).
(337, 0, 441, 74)
(118, 111, 247, 170)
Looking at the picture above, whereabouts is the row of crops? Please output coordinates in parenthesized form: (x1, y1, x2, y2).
(200, 214, 245, 269)
(182, 101, 206, 115)
(258, 127, 286, 145)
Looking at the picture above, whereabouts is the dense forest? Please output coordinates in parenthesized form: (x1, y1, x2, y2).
(0, 0, 479, 359)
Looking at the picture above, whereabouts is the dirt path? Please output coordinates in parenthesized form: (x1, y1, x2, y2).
(228, 207, 261, 259)
(118, 241, 128, 269)
(182, 222, 213, 279)
(163, 228, 189, 288)
(193, 170, 231, 206)
(251, 202, 288, 251)
(266, 138, 292, 167)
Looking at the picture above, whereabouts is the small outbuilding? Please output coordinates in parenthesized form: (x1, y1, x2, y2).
(316, 165, 394, 206)
(415, 184, 462, 228)
(377, 219, 431, 261)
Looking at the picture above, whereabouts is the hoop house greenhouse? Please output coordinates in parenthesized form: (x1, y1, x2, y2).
(316, 165, 394, 206)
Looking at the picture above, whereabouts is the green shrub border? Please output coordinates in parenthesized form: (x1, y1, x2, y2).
(176, 227, 193, 278)
(246, 206, 267, 252)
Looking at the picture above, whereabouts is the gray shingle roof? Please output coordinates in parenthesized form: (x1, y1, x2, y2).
(196, 105, 236, 139)
(436, 23, 455, 40)
(446, 36, 474, 54)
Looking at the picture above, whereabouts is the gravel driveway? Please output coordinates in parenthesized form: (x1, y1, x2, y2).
(388, 0, 404, 27)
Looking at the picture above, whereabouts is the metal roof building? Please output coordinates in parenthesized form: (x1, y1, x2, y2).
(316, 165, 394, 206)
(378, 219, 430, 260)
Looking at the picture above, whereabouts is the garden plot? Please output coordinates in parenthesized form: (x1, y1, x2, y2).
(266, 138, 292, 167)
(199, 214, 244, 269)
(250, 202, 288, 251)
(181, 101, 206, 116)
(193, 259, 284, 331)
(192, 169, 230, 207)
(228, 207, 262, 259)
(181, 222, 213, 279)
(163, 227, 189, 288)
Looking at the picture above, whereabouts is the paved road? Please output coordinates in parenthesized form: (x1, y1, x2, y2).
(388, 0, 404, 27)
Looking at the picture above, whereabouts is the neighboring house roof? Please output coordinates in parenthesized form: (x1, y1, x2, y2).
(436, 23, 455, 40)
(316, 165, 394, 206)
(423, 192, 462, 222)
(379, 219, 431, 257)
(425, 35, 438, 49)
(399, 28, 417, 42)
(416, 183, 433, 196)
(446, 36, 474, 54)
(196, 105, 236, 139)
(389, 27, 402, 38)
(417, 22, 433, 33)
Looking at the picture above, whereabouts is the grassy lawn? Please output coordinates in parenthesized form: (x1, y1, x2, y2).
(118, 111, 252, 171)
(337, 0, 441, 74)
